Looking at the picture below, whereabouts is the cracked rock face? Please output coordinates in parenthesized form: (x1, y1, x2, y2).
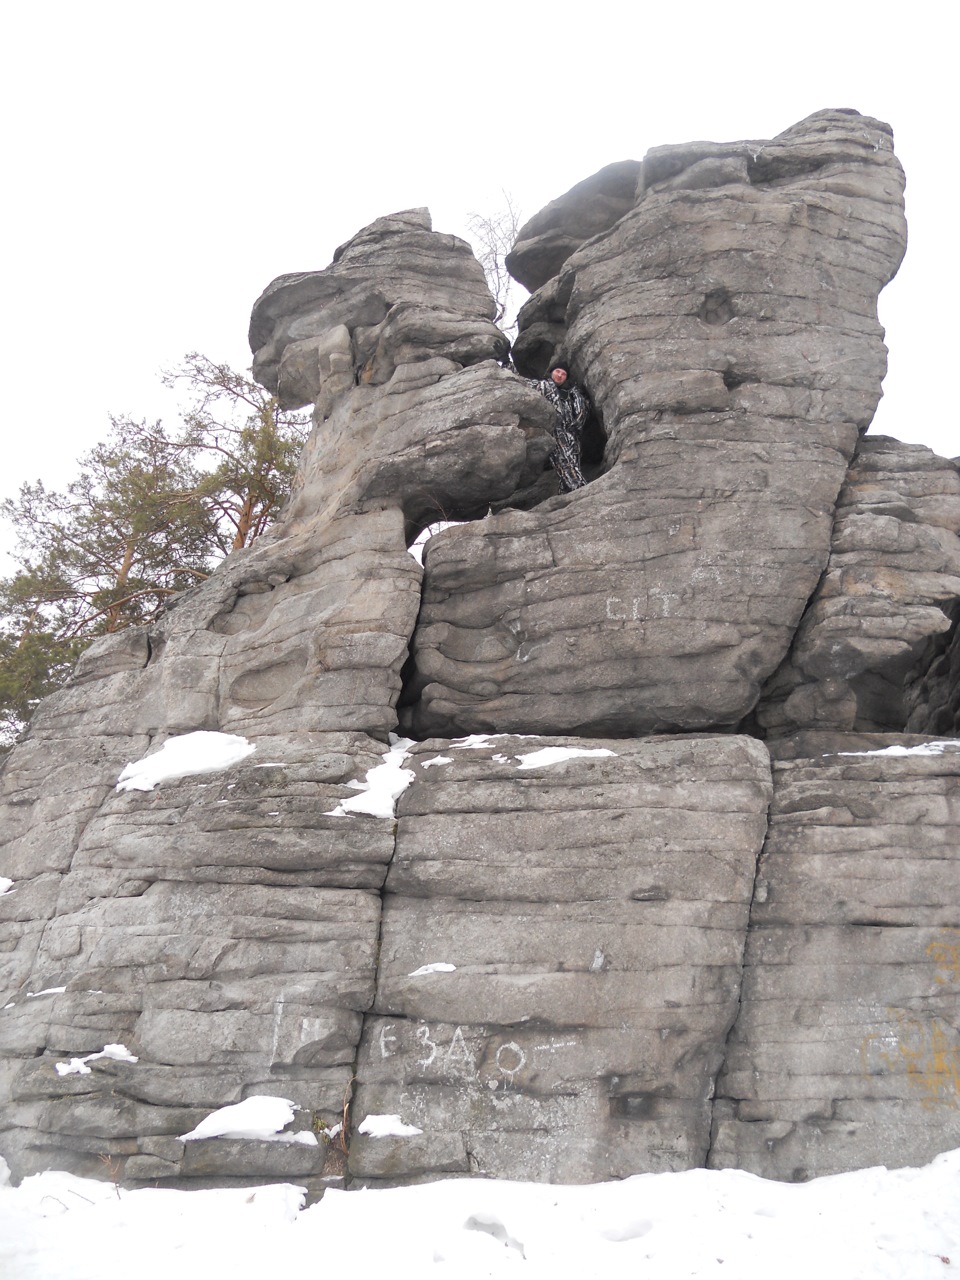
(4, 111, 960, 1193)
(0, 207, 556, 1188)
(711, 733, 960, 1180)
(0, 733, 391, 1188)
(352, 733, 771, 1184)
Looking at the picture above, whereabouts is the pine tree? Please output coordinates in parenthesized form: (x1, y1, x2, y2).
(0, 359, 309, 749)
(162, 354, 309, 552)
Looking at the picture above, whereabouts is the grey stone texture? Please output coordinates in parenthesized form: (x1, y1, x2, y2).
(0, 203, 553, 1188)
(249, 207, 504, 409)
(0, 733, 392, 1190)
(505, 159, 643, 294)
(711, 733, 960, 1180)
(407, 110, 908, 739)
(4, 110, 960, 1192)
(352, 734, 771, 1184)
(753, 437, 960, 736)
(905, 604, 960, 735)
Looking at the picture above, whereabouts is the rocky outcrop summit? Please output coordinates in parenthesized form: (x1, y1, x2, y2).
(410, 110, 908, 737)
(3, 109, 960, 1195)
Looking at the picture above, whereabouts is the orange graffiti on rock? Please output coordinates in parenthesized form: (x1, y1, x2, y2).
(926, 929, 960, 986)
(862, 1009, 960, 1109)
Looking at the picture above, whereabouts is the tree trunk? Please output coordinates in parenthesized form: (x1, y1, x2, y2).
(106, 538, 136, 631)
(231, 491, 258, 551)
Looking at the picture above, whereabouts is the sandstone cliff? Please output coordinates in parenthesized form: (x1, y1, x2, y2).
(3, 109, 960, 1194)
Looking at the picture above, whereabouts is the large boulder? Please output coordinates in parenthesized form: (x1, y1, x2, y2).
(504, 159, 643, 293)
(0, 732, 391, 1188)
(0, 208, 553, 1187)
(249, 208, 504, 408)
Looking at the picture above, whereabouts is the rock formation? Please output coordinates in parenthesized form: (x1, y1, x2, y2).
(3, 109, 960, 1194)
(408, 109, 908, 738)
(712, 732, 960, 1178)
(751, 437, 960, 735)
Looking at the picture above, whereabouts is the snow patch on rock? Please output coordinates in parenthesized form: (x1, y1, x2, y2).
(117, 731, 256, 792)
(358, 1113, 423, 1138)
(324, 735, 415, 818)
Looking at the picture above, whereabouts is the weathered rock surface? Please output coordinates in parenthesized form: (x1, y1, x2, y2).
(407, 110, 907, 739)
(0, 733, 391, 1188)
(712, 734, 960, 1179)
(0, 730, 773, 1187)
(352, 734, 771, 1183)
(250, 208, 503, 408)
(0, 205, 554, 1187)
(905, 604, 960, 735)
(5, 110, 960, 1195)
(753, 438, 960, 736)
(505, 160, 643, 294)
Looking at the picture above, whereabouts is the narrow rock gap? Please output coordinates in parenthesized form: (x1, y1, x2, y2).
(395, 557, 431, 739)
(903, 598, 960, 734)
(343, 815, 403, 1186)
(703, 755, 775, 1169)
(738, 548, 836, 739)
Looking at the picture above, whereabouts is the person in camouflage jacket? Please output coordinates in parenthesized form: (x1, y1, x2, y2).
(532, 362, 589, 493)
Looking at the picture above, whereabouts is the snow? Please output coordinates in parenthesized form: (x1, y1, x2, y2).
(418, 741, 619, 773)
(25, 986, 66, 999)
(357, 1113, 423, 1137)
(272, 1131, 320, 1147)
(451, 733, 512, 750)
(116, 731, 256, 792)
(3, 1150, 960, 1278)
(0, 877, 13, 896)
(324, 734, 415, 818)
(834, 740, 960, 758)
(516, 746, 617, 770)
(408, 962, 457, 977)
(407, 520, 463, 565)
(55, 1043, 138, 1077)
(180, 1096, 303, 1142)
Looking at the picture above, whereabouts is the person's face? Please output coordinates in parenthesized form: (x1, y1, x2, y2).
(551, 368, 568, 386)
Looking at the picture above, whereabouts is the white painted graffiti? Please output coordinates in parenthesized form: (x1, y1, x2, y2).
(606, 596, 644, 621)
(378, 1021, 534, 1086)
(494, 1041, 526, 1079)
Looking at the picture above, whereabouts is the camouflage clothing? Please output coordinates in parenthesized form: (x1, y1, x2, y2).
(533, 378, 589, 493)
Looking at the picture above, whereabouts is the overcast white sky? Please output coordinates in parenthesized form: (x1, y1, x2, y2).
(0, 1, 951, 535)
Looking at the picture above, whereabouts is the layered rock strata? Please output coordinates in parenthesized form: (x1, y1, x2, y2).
(712, 734, 960, 1179)
(352, 734, 771, 1184)
(753, 437, 960, 736)
(0, 207, 554, 1188)
(407, 110, 908, 738)
(505, 159, 643, 295)
(0, 734, 390, 1189)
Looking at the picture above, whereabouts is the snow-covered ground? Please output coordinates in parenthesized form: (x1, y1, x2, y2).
(2, 1150, 959, 1280)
